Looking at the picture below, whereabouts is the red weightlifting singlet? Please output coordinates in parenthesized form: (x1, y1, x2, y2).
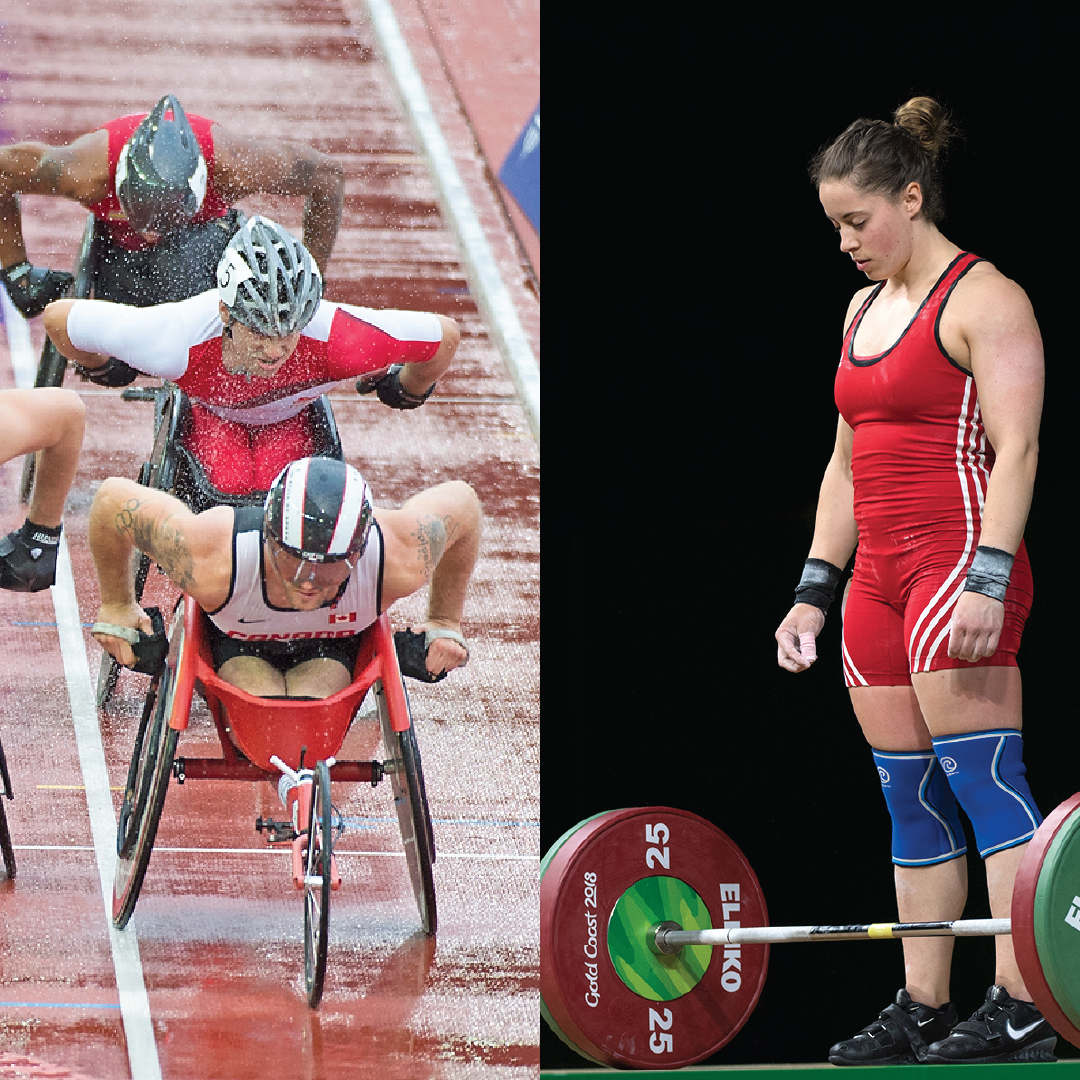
(834, 252, 1032, 687)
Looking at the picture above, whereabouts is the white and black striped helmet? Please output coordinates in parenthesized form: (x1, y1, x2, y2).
(264, 457, 373, 563)
(115, 95, 208, 234)
(217, 215, 322, 337)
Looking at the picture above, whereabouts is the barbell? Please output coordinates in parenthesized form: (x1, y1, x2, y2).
(540, 796, 1080, 1070)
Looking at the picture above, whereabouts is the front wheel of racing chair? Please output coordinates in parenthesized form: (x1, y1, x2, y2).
(304, 758, 334, 1007)
(112, 602, 189, 928)
(95, 385, 346, 708)
(20, 214, 100, 505)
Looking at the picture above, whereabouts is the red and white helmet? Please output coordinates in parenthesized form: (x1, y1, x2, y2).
(263, 457, 373, 563)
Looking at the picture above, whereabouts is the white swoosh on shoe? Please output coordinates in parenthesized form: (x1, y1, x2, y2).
(1006, 1018, 1044, 1041)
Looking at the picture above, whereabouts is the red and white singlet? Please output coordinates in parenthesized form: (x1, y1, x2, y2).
(834, 252, 1033, 687)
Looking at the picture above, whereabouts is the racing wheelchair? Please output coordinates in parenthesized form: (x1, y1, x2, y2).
(95, 380, 345, 706)
(114, 593, 437, 1007)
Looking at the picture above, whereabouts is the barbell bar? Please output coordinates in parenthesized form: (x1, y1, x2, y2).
(540, 798, 1080, 1070)
(652, 917, 1011, 951)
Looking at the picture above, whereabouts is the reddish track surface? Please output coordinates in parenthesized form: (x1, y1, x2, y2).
(0, 2, 538, 1077)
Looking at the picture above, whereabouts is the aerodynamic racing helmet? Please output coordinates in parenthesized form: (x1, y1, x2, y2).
(115, 95, 208, 234)
(216, 215, 322, 337)
(264, 457, 374, 565)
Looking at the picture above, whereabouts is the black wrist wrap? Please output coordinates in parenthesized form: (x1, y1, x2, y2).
(963, 546, 1014, 603)
(794, 558, 843, 614)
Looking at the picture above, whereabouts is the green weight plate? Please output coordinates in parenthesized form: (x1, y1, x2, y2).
(1013, 791, 1080, 1050)
(608, 876, 713, 1001)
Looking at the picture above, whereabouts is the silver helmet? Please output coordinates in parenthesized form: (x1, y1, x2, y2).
(216, 215, 322, 336)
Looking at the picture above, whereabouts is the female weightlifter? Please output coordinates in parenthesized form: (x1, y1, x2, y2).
(774, 97, 1056, 1066)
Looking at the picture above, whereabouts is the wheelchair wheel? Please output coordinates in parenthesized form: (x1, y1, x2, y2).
(0, 731, 15, 878)
(304, 759, 333, 1007)
(0, 800, 14, 880)
(376, 680, 437, 934)
(112, 611, 186, 928)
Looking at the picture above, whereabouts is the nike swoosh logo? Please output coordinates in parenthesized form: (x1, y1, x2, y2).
(917, 1018, 938, 1027)
(237, 617, 268, 624)
(1006, 1019, 1044, 1040)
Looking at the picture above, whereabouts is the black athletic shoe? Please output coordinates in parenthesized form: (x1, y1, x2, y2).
(828, 988, 958, 1065)
(926, 984, 1057, 1063)
(0, 521, 61, 593)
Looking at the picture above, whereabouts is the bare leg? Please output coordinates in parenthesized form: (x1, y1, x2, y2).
(0, 388, 85, 526)
(217, 656, 288, 697)
(895, 859, 967, 1007)
(285, 657, 352, 699)
(216, 655, 352, 700)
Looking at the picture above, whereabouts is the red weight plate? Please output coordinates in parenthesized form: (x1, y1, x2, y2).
(1013, 791, 1080, 1050)
(541, 807, 769, 1069)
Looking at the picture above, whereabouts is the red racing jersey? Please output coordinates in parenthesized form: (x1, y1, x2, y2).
(66, 290, 444, 425)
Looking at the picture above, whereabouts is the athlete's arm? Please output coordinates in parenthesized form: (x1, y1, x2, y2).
(0, 130, 110, 267)
(775, 414, 858, 673)
(326, 304, 460, 398)
(43, 297, 197, 379)
(210, 125, 344, 275)
(399, 315, 459, 397)
(944, 268, 1044, 662)
(776, 290, 865, 674)
(88, 477, 234, 665)
(377, 481, 482, 673)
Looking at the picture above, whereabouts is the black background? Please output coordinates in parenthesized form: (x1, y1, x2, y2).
(545, 46, 1079, 1069)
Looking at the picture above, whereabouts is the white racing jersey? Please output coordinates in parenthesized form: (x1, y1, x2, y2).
(208, 507, 384, 640)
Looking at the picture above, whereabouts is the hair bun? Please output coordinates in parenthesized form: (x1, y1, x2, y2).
(894, 96, 956, 163)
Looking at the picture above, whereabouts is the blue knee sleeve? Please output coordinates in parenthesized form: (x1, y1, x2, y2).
(872, 749, 966, 866)
(933, 730, 1042, 858)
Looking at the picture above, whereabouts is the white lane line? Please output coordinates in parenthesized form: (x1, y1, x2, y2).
(4, 293, 160, 1076)
(52, 533, 162, 1079)
(0, 289, 36, 388)
(360, 0, 540, 445)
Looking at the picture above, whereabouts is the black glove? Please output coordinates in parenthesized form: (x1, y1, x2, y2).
(130, 607, 168, 675)
(74, 355, 140, 387)
(0, 261, 74, 318)
(91, 607, 168, 675)
(356, 365, 435, 410)
(0, 519, 62, 593)
(394, 628, 448, 683)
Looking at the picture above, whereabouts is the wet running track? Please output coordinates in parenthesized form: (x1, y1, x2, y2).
(0, 1, 539, 1077)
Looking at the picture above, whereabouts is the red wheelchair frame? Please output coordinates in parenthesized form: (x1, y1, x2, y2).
(112, 595, 437, 1007)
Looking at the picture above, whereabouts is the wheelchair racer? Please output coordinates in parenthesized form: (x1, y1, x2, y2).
(43, 216, 459, 495)
(87, 456, 479, 697)
(0, 93, 343, 381)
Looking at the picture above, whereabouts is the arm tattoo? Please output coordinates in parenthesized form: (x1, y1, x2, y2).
(412, 514, 452, 579)
(116, 498, 197, 592)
